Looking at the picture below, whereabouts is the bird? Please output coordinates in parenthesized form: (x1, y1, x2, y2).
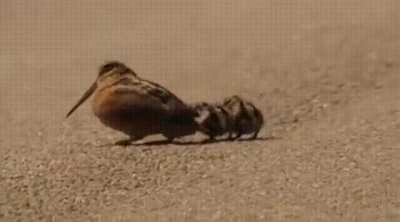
(66, 61, 201, 145)
(222, 95, 264, 139)
(192, 95, 264, 141)
(191, 102, 233, 140)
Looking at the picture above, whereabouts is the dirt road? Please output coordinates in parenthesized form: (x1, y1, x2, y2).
(1, 0, 399, 221)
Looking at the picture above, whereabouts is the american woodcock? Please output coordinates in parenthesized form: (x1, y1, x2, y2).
(192, 96, 264, 141)
(222, 95, 264, 139)
(192, 102, 234, 140)
(66, 61, 201, 144)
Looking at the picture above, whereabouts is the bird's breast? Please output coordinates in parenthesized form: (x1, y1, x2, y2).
(90, 85, 167, 135)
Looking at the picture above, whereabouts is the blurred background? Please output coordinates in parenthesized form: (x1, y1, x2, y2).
(0, 0, 399, 221)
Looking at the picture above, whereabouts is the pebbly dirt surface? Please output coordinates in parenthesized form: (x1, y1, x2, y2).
(1, 0, 400, 221)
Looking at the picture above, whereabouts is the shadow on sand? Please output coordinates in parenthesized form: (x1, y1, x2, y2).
(97, 136, 281, 148)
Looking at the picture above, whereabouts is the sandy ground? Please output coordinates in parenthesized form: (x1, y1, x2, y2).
(1, 0, 400, 221)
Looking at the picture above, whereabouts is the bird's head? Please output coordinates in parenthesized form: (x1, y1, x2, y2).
(65, 61, 136, 118)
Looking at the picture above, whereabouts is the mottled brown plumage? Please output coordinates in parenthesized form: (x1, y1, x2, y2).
(222, 95, 264, 139)
(66, 61, 200, 144)
(192, 95, 264, 140)
(192, 102, 233, 140)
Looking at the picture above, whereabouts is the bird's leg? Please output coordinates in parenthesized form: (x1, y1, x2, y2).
(232, 130, 242, 140)
(228, 132, 234, 140)
(226, 129, 235, 140)
(161, 130, 178, 143)
(115, 135, 143, 146)
(251, 131, 259, 139)
(165, 136, 175, 143)
(200, 135, 215, 144)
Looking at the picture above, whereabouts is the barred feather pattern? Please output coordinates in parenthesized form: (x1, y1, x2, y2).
(192, 96, 264, 140)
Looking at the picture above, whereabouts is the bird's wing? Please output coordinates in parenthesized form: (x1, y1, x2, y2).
(111, 77, 197, 119)
(136, 77, 198, 117)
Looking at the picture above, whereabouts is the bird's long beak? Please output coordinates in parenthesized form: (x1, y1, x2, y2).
(66, 82, 97, 118)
